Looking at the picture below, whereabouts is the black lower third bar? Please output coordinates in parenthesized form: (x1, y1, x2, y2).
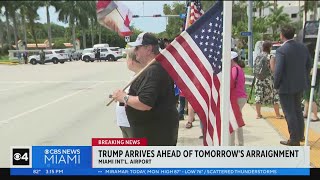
(0, 168, 10, 176)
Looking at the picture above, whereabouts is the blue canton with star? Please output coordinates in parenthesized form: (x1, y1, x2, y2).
(186, 1, 223, 75)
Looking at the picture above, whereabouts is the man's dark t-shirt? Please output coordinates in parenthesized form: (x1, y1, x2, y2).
(126, 62, 179, 146)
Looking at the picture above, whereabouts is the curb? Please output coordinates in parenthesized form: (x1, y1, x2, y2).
(0, 62, 19, 65)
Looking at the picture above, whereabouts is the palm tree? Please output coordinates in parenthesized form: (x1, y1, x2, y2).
(312, 1, 318, 20)
(267, 6, 291, 38)
(76, 1, 95, 49)
(18, 3, 28, 46)
(39, 1, 63, 49)
(232, 1, 247, 25)
(77, 10, 89, 49)
(87, 1, 97, 47)
(7, 3, 21, 50)
(273, 0, 278, 10)
(1, 2, 13, 49)
(40, 1, 53, 49)
(24, 1, 41, 48)
(262, 1, 272, 17)
(0, 18, 4, 54)
(302, 1, 315, 22)
(57, 1, 89, 50)
(254, 0, 264, 18)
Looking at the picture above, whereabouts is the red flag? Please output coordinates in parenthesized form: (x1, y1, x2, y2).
(97, 0, 133, 37)
(155, 1, 244, 146)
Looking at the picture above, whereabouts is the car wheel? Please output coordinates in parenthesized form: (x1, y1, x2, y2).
(83, 56, 90, 62)
(52, 58, 59, 64)
(107, 55, 115, 61)
(30, 59, 37, 65)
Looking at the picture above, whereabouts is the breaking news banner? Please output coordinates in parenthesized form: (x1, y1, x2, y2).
(9, 138, 311, 176)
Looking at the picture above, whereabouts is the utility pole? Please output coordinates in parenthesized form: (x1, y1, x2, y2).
(248, 1, 253, 67)
(314, 1, 318, 21)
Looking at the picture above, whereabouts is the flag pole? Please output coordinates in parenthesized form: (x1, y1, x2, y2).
(106, 59, 156, 106)
(305, 20, 320, 146)
(184, 2, 191, 30)
(220, 1, 232, 146)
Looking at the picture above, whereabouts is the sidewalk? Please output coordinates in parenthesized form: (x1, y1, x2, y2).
(177, 103, 282, 146)
(176, 103, 320, 168)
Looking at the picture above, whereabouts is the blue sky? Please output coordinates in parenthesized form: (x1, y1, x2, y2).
(37, 1, 185, 33)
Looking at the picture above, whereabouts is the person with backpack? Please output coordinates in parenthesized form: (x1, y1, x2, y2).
(230, 51, 247, 146)
(253, 41, 284, 119)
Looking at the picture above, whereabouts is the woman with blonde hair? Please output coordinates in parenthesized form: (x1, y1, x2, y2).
(115, 48, 143, 138)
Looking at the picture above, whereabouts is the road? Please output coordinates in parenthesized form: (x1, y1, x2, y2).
(0, 60, 132, 167)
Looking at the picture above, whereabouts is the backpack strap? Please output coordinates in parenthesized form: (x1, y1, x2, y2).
(234, 66, 239, 88)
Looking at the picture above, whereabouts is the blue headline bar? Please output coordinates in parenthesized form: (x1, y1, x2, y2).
(11, 168, 310, 176)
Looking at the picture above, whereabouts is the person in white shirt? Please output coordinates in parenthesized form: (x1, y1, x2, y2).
(115, 48, 143, 137)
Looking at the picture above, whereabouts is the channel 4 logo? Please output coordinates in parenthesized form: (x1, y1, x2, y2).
(11, 146, 32, 168)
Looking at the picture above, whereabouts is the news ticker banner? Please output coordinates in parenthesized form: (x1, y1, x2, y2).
(9, 138, 310, 176)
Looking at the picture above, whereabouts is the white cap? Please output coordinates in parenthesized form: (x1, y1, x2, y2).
(231, 51, 238, 59)
(127, 32, 158, 47)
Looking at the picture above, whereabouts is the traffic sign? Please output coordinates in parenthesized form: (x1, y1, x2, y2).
(179, 13, 186, 19)
(240, 32, 252, 36)
(125, 36, 130, 42)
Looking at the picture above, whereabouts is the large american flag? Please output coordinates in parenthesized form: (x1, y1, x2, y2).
(155, 1, 244, 146)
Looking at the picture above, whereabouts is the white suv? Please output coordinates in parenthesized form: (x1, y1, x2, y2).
(28, 49, 69, 65)
(81, 47, 122, 62)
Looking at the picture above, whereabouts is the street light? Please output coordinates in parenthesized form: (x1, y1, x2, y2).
(132, 15, 139, 18)
(153, 14, 162, 17)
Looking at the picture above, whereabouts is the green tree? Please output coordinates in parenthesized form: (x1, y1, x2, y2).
(38, 1, 62, 49)
(57, 1, 88, 50)
(7, 3, 20, 50)
(0, 2, 13, 48)
(267, 6, 291, 39)
(202, 1, 216, 12)
(163, 2, 185, 40)
(232, 1, 247, 25)
(24, 1, 41, 48)
(50, 23, 66, 39)
(18, 1, 28, 46)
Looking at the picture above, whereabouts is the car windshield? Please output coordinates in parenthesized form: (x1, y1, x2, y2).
(82, 49, 93, 53)
(110, 48, 120, 51)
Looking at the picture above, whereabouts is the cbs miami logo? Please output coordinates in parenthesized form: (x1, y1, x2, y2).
(10, 146, 32, 168)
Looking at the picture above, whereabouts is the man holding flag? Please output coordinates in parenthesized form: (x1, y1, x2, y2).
(112, 32, 180, 146)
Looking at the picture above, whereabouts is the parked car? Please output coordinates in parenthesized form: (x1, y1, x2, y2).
(81, 47, 122, 62)
(93, 44, 109, 49)
(28, 49, 68, 65)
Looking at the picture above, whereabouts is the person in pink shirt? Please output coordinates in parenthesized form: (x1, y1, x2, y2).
(230, 51, 247, 146)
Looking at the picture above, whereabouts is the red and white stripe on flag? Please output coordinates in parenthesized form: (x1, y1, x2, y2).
(155, 1, 244, 146)
(188, 1, 204, 26)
